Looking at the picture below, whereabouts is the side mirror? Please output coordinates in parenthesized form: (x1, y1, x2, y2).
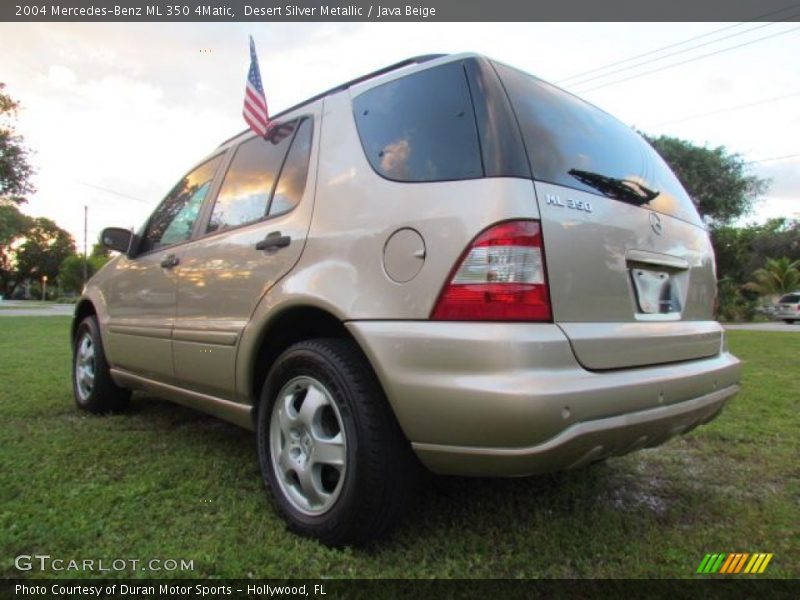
(101, 227, 135, 256)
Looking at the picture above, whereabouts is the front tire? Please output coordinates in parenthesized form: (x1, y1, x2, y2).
(72, 316, 130, 413)
(257, 338, 417, 546)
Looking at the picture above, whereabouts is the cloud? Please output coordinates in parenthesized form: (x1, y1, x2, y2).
(46, 65, 78, 88)
(755, 159, 800, 199)
(379, 139, 411, 176)
(0, 22, 798, 243)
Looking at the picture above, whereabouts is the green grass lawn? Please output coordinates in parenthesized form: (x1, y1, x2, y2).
(0, 318, 797, 579)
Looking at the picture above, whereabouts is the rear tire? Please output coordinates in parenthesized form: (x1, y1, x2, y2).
(72, 316, 130, 413)
(256, 338, 417, 546)
(783, 319, 795, 325)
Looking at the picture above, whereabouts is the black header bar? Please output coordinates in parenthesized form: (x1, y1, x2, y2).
(3, 578, 799, 600)
(4, 0, 800, 22)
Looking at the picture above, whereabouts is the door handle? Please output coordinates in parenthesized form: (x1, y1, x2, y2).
(256, 231, 291, 251)
(160, 254, 180, 269)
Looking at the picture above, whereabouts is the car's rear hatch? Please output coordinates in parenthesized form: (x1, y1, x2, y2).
(494, 62, 722, 370)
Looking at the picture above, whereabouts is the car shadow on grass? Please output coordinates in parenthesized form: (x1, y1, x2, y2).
(121, 392, 719, 573)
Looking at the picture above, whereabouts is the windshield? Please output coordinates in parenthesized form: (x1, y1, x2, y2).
(494, 62, 703, 226)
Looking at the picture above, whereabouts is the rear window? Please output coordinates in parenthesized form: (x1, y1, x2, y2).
(494, 62, 702, 225)
(353, 62, 483, 182)
(779, 294, 800, 303)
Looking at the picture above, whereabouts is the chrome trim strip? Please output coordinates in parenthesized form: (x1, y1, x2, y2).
(172, 329, 239, 346)
(626, 249, 690, 270)
(108, 325, 172, 340)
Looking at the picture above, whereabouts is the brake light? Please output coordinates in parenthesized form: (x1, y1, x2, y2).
(431, 220, 551, 321)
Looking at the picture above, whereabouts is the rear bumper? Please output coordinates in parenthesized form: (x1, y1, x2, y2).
(774, 311, 799, 320)
(346, 321, 741, 477)
(413, 384, 737, 476)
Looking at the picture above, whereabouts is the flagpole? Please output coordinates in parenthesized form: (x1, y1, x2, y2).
(243, 35, 272, 138)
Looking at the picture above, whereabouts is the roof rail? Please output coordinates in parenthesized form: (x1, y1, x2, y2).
(217, 54, 447, 148)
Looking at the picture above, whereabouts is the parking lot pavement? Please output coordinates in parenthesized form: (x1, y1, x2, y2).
(0, 301, 74, 317)
(723, 322, 800, 332)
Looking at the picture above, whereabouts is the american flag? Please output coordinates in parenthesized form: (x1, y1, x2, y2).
(243, 36, 271, 137)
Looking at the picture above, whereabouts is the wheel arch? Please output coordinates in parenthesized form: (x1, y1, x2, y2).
(245, 305, 372, 421)
(71, 298, 97, 345)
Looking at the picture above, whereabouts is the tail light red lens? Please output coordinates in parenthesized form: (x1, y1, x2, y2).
(431, 220, 552, 321)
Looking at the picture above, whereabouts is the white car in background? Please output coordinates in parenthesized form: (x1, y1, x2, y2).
(775, 292, 800, 324)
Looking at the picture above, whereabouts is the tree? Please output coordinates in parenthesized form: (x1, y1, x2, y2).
(0, 83, 35, 205)
(59, 248, 111, 295)
(0, 209, 75, 297)
(58, 255, 86, 296)
(743, 257, 800, 298)
(712, 218, 800, 285)
(15, 217, 76, 285)
(91, 242, 111, 259)
(0, 202, 31, 295)
(746, 218, 800, 270)
(644, 134, 769, 226)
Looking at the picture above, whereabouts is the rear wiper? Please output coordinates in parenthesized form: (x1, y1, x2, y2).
(568, 169, 660, 206)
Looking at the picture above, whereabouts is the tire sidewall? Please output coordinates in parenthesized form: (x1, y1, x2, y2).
(72, 318, 99, 410)
(72, 315, 127, 412)
(257, 345, 363, 534)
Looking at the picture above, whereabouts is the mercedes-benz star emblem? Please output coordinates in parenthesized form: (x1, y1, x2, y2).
(649, 212, 663, 235)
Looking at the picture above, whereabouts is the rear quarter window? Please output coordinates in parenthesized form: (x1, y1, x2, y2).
(353, 62, 483, 182)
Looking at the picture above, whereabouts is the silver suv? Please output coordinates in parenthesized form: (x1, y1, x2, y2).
(72, 53, 741, 546)
(775, 292, 800, 323)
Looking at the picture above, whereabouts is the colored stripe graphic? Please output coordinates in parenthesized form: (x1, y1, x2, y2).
(697, 554, 712, 573)
(744, 554, 761, 573)
(719, 554, 735, 573)
(698, 553, 726, 573)
(700, 553, 774, 575)
(758, 554, 773, 573)
(733, 553, 749, 573)
(723, 553, 746, 573)
(711, 554, 725, 573)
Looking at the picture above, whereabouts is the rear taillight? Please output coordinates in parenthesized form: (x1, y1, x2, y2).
(431, 220, 551, 321)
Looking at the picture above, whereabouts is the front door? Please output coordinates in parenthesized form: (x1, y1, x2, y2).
(103, 154, 224, 381)
(173, 115, 318, 398)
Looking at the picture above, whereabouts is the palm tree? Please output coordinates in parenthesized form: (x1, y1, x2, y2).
(743, 257, 800, 299)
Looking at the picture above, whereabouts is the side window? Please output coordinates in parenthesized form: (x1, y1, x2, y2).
(353, 62, 483, 182)
(139, 155, 222, 254)
(207, 120, 299, 234)
(269, 119, 313, 216)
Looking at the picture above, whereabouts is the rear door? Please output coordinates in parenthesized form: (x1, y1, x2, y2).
(172, 115, 317, 398)
(495, 63, 721, 369)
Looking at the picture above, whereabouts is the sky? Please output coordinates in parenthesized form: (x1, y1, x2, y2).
(1, 21, 799, 248)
